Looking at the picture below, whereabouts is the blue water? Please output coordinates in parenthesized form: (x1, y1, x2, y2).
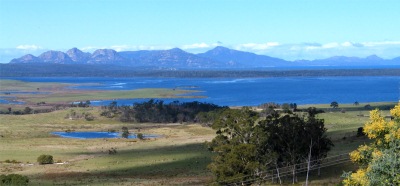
(3, 76, 400, 106)
(51, 131, 158, 139)
(0, 96, 25, 104)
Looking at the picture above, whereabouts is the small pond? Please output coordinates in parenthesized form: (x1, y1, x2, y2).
(51, 131, 159, 139)
(0, 96, 25, 104)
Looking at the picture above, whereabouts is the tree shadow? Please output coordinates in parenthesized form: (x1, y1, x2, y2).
(35, 143, 214, 185)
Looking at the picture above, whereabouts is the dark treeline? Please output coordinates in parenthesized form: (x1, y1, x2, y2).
(1, 64, 400, 78)
(100, 99, 228, 124)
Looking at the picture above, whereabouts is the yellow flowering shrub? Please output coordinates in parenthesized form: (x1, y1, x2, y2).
(343, 103, 400, 186)
(371, 149, 382, 159)
(349, 145, 372, 166)
(343, 169, 369, 186)
(390, 103, 400, 117)
(363, 109, 386, 139)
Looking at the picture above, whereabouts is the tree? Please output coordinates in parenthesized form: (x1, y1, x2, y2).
(136, 133, 144, 140)
(24, 107, 32, 114)
(208, 108, 333, 185)
(354, 101, 360, 106)
(343, 103, 400, 185)
(259, 113, 333, 183)
(0, 174, 29, 185)
(37, 155, 54, 165)
(121, 126, 129, 138)
(207, 108, 268, 185)
(330, 101, 339, 109)
(85, 100, 91, 107)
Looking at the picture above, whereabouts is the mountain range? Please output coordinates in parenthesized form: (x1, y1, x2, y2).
(9, 46, 400, 68)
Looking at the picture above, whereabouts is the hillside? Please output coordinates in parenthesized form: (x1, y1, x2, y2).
(8, 47, 400, 68)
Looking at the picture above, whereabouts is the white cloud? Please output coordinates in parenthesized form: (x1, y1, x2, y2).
(110, 45, 130, 52)
(81, 46, 102, 51)
(16, 44, 42, 50)
(362, 41, 400, 47)
(181, 42, 210, 49)
(341, 41, 353, 47)
(81, 45, 174, 52)
(303, 42, 364, 50)
(236, 42, 280, 50)
(229, 40, 400, 60)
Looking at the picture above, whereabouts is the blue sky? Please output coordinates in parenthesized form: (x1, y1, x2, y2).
(1, 0, 399, 62)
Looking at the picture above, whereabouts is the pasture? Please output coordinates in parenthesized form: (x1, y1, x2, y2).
(1, 80, 397, 185)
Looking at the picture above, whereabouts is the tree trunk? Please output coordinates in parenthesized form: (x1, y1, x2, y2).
(292, 165, 296, 184)
(305, 139, 313, 186)
(318, 163, 321, 176)
(276, 164, 282, 185)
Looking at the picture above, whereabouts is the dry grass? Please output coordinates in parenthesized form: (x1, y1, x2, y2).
(0, 108, 215, 185)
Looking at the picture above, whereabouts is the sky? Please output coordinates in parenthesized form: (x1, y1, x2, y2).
(0, 0, 399, 63)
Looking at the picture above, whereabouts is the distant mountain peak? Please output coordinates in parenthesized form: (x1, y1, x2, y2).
(39, 50, 73, 63)
(198, 46, 287, 67)
(7, 47, 399, 67)
(10, 54, 42, 63)
(365, 55, 383, 61)
(89, 49, 127, 64)
(66, 48, 90, 63)
(208, 46, 235, 53)
(213, 46, 229, 50)
(168, 47, 185, 52)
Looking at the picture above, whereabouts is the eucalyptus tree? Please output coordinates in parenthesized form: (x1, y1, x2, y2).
(208, 108, 333, 185)
(207, 108, 273, 185)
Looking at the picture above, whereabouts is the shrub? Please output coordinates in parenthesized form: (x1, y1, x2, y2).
(137, 133, 144, 140)
(121, 127, 129, 138)
(0, 174, 29, 185)
(108, 148, 117, 155)
(84, 112, 95, 121)
(364, 104, 373, 110)
(356, 127, 365, 137)
(37, 155, 53, 165)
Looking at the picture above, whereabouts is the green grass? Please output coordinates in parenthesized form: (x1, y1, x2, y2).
(0, 79, 71, 91)
(0, 79, 203, 104)
(1, 81, 397, 185)
(0, 106, 364, 185)
(0, 108, 215, 185)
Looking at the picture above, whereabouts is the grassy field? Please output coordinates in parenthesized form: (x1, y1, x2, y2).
(0, 108, 216, 185)
(0, 79, 202, 105)
(1, 79, 397, 185)
(1, 103, 396, 185)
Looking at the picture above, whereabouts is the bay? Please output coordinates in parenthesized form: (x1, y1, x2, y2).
(4, 76, 400, 106)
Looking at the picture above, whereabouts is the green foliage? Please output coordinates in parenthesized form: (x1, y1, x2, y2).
(72, 100, 91, 107)
(108, 147, 117, 155)
(23, 107, 32, 114)
(208, 108, 333, 185)
(330, 101, 339, 108)
(136, 133, 144, 140)
(121, 127, 129, 138)
(343, 104, 400, 185)
(3, 160, 20, 164)
(0, 174, 29, 185)
(356, 127, 365, 137)
(84, 112, 95, 121)
(260, 113, 333, 183)
(103, 99, 226, 123)
(195, 109, 225, 126)
(208, 108, 264, 185)
(37, 154, 53, 165)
